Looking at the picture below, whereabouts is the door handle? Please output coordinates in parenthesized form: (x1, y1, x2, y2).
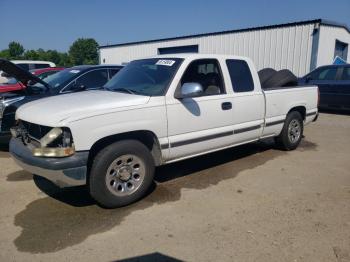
(221, 102, 232, 110)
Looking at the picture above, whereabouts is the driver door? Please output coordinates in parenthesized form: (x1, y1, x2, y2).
(165, 59, 234, 160)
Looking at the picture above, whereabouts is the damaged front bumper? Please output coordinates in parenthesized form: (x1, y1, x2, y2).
(9, 137, 88, 187)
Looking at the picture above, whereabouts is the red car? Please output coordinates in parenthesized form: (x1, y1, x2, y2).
(0, 67, 64, 93)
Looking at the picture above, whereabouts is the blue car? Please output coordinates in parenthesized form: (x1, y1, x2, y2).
(299, 64, 350, 111)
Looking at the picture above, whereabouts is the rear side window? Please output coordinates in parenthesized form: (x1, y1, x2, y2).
(341, 67, 350, 80)
(226, 60, 254, 92)
(34, 63, 50, 69)
(16, 63, 30, 71)
(309, 67, 338, 81)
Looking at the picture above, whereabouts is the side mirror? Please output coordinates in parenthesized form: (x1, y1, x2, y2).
(175, 82, 204, 99)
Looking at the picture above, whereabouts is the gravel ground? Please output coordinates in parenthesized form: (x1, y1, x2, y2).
(0, 112, 349, 262)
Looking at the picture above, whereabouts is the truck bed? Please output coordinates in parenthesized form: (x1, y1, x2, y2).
(261, 85, 319, 137)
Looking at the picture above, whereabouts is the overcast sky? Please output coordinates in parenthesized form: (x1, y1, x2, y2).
(0, 0, 349, 52)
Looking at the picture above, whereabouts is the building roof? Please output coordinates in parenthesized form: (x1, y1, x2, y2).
(99, 19, 350, 49)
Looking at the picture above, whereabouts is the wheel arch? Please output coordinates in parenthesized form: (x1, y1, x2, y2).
(287, 106, 306, 120)
(88, 130, 164, 169)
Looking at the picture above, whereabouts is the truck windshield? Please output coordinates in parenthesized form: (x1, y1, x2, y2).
(104, 58, 183, 96)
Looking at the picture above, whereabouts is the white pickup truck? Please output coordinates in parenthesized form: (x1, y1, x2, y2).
(9, 54, 318, 208)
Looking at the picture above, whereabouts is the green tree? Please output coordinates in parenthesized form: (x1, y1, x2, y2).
(44, 50, 61, 65)
(69, 38, 99, 65)
(0, 49, 10, 59)
(23, 49, 39, 60)
(8, 41, 24, 59)
(58, 53, 72, 67)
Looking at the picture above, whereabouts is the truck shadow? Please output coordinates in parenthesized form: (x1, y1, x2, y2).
(12, 139, 316, 253)
(6, 170, 33, 181)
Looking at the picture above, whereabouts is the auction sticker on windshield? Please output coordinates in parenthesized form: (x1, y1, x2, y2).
(155, 60, 176, 66)
(69, 70, 80, 74)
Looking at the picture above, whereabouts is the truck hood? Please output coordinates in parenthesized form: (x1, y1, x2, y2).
(16, 90, 151, 126)
(0, 59, 49, 88)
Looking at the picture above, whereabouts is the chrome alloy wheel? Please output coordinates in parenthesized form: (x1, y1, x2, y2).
(288, 119, 301, 143)
(105, 154, 146, 196)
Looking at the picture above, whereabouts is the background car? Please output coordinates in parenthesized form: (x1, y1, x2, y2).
(299, 64, 350, 111)
(0, 60, 56, 83)
(0, 67, 64, 93)
(0, 59, 123, 143)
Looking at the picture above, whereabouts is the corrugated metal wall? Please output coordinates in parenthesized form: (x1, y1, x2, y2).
(100, 23, 315, 76)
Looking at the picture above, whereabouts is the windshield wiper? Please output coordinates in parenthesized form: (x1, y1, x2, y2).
(103, 87, 146, 96)
(113, 88, 137, 95)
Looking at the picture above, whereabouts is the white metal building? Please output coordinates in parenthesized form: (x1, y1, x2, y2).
(99, 19, 350, 76)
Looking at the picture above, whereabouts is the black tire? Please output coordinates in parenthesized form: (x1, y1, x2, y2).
(89, 140, 155, 208)
(263, 69, 298, 89)
(258, 68, 277, 89)
(275, 111, 304, 151)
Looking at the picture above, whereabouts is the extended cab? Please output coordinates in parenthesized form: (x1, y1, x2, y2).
(9, 54, 319, 208)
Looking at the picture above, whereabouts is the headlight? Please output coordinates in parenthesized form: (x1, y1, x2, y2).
(32, 127, 75, 157)
(40, 127, 63, 147)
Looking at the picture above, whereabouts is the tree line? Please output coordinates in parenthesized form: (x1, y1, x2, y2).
(0, 38, 99, 67)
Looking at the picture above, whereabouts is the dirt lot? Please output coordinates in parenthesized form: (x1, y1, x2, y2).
(0, 112, 349, 262)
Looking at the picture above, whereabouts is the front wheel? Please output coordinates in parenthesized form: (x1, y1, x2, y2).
(89, 140, 155, 208)
(275, 111, 303, 150)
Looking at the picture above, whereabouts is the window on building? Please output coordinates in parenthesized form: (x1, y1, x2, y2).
(334, 40, 348, 61)
(158, 45, 198, 55)
(226, 59, 254, 92)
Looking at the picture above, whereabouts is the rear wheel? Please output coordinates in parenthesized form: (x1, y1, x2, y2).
(89, 140, 155, 208)
(275, 111, 303, 150)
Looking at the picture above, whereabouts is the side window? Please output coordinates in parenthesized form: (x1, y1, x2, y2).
(76, 69, 109, 89)
(181, 59, 225, 96)
(310, 67, 337, 81)
(226, 59, 254, 92)
(65, 69, 109, 92)
(109, 68, 120, 79)
(341, 67, 350, 81)
(16, 63, 30, 71)
(34, 64, 50, 69)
